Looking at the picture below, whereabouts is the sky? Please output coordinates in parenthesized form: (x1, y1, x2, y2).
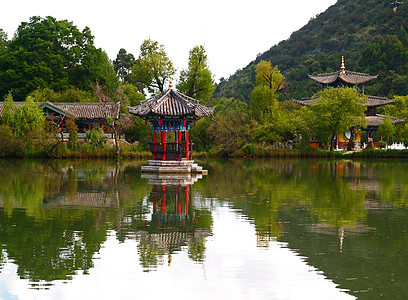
(0, 0, 337, 83)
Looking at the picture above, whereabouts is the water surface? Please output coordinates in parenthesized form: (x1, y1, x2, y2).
(0, 159, 407, 299)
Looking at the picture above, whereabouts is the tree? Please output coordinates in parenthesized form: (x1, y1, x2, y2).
(177, 45, 215, 101)
(13, 96, 46, 138)
(207, 97, 254, 154)
(378, 116, 395, 143)
(129, 39, 175, 93)
(0, 16, 118, 100)
(113, 48, 135, 81)
(305, 87, 367, 151)
(0, 29, 7, 55)
(250, 61, 286, 121)
(93, 83, 133, 158)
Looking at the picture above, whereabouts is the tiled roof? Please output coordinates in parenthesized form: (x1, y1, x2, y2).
(309, 70, 378, 85)
(292, 95, 395, 107)
(0, 101, 120, 119)
(128, 89, 214, 118)
(42, 102, 120, 119)
(366, 114, 405, 127)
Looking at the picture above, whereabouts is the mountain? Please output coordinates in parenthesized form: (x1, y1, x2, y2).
(214, 0, 408, 103)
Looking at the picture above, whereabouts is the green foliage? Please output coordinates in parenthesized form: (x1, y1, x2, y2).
(85, 126, 107, 148)
(28, 87, 95, 103)
(122, 83, 145, 106)
(214, 0, 408, 101)
(113, 48, 135, 81)
(305, 87, 367, 149)
(2, 95, 46, 139)
(129, 39, 175, 93)
(177, 45, 215, 101)
(207, 97, 253, 154)
(124, 117, 152, 146)
(0, 28, 7, 55)
(0, 16, 119, 100)
(0, 125, 25, 157)
(66, 118, 78, 150)
(378, 116, 395, 138)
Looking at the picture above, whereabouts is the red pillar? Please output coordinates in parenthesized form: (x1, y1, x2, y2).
(161, 131, 166, 161)
(177, 185, 181, 214)
(153, 131, 157, 160)
(185, 185, 189, 214)
(88, 121, 91, 131)
(185, 131, 189, 160)
(153, 185, 157, 213)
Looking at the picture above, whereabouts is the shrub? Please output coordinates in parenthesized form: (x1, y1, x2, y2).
(85, 127, 107, 148)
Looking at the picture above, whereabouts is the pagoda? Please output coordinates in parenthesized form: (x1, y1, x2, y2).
(294, 57, 404, 149)
(128, 83, 214, 173)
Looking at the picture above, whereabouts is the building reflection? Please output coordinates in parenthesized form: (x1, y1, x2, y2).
(136, 173, 212, 268)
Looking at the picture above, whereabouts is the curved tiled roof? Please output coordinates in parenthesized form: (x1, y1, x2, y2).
(366, 114, 405, 127)
(365, 96, 395, 107)
(309, 70, 378, 85)
(128, 89, 214, 118)
(292, 95, 395, 107)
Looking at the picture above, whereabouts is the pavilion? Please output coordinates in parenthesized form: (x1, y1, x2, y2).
(293, 57, 404, 149)
(128, 83, 214, 173)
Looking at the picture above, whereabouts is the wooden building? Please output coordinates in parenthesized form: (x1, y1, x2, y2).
(128, 84, 214, 173)
(293, 57, 404, 149)
(0, 101, 120, 138)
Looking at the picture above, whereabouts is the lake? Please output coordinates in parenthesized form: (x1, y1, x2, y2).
(0, 158, 407, 299)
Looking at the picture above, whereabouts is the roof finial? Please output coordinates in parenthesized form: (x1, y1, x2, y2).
(169, 78, 174, 90)
(341, 56, 345, 73)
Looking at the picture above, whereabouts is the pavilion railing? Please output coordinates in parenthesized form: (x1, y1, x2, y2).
(148, 142, 193, 160)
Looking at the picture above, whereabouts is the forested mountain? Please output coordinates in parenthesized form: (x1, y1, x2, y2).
(214, 0, 408, 103)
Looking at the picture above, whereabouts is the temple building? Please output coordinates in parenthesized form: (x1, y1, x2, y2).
(128, 83, 214, 173)
(294, 57, 404, 149)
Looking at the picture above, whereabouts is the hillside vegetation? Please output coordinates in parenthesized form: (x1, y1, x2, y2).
(214, 0, 408, 102)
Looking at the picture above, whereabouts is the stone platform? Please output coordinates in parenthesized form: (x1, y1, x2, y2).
(141, 160, 208, 175)
(141, 173, 203, 186)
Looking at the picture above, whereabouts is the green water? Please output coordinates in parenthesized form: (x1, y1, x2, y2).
(0, 159, 407, 299)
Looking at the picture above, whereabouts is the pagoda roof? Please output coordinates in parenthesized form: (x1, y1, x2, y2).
(366, 114, 405, 127)
(293, 95, 395, 107)
(308, 70, 378, 85)
(127, 89, 214, 119)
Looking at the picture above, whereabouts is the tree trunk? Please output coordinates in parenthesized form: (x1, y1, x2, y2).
(114, 129, 120, 159)
(330, 134, 335, 151)
(347, 128, 355, 151)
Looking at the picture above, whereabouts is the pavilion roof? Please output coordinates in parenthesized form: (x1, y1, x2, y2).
(292, 95, 395, 107)
(308, 70, 378, 85)
(366, 114, 405, 127)
(128, 89, 214, 119)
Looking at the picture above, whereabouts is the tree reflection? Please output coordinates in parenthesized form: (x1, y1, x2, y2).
(0, 160, 214, 280)
(2, 158, 408, 290)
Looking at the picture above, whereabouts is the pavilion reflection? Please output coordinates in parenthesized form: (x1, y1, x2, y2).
(135, 173, 212, 269)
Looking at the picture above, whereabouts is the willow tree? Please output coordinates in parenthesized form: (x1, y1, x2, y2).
(177, 45, 215, 101)
(129, 39, 175, 93)
(249, 61, 299, 145)
(250, 61, 286, 120)
(306, 87, 367, 151)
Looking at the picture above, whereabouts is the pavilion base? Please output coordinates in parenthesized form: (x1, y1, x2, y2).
(141, 160, 208, 175)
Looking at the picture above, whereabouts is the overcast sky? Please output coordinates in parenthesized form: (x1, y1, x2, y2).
(1, 0, 337, 82)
